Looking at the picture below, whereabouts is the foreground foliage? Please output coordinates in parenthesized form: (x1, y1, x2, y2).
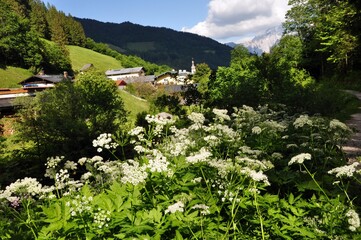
(0, 106, 360, 239)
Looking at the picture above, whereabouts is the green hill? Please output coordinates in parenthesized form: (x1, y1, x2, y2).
(0, 67, 32, 88)
(68, 45, 122, 72)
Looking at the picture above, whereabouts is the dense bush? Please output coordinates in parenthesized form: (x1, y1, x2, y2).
(0, 106, 359, 239)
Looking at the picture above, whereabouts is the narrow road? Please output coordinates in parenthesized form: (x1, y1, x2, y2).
(342, 90, 361, 162)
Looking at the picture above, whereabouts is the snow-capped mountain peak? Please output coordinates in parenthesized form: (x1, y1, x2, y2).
(241, 25, 284, 55)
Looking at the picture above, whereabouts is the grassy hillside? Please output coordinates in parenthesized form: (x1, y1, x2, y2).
(119, 90, 149, 122)
(68, 45, 122, 72)
(0, 67, 32, 88)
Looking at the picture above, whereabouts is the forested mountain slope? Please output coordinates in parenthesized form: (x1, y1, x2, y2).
(76, 18, 232, 70)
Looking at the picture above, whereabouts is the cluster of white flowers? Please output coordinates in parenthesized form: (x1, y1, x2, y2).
(238, 146, 262, 157)
(146, 114, 175, 125)
(328, 162, 360, 178)
(209, 159, 234, 177)
(128, 126, 144, 136)
(236, 157, 273, 171)
(204, 135, 220, 147)
(219, 189, 241, 203)
(191, 204, 210, 215)
(288, 153, 312, 165)
(165, 201, 184, 214)
(46, 156, 64, 169)
(92, 133, 119, 152)
(66, 195, 93, 217)
(167, 128, 193, 156)
(346, 209, 360, 232)
(240, 168, 270, 186)
(120, 160, 148, 185)
(293, 114, 313, 129)
(329, 119, 349, 131)
(186, 147, 212, 164)
(45, 156, 65, 178)
(251, 126, 262, 135)
(213, 108, 231, 121)
(93, 209, 111, 229)
(64, 161, 77, 171)
(0, 177, 43, 201)
(207, 124, 237, 140)
(263, 120, 287, 132)
(271, 152, 283, 160)
(188, 112, 205, 125)
(134, 145, 149, 154)
(147, 150, 170, 173)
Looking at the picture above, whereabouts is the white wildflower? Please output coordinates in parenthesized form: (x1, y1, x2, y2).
(93, 209, 111, 229)
(147, 150, 169, 173)
(78, 157, 88, 165)
(329, 119, 349, 131)
(120, 160, 148, 185)
(134, 145, 148, 154)
(165, 201, 184, 214)
(64, 161, 77, 170)
(252, 126, 262, 135)
(328, 162, 360, 178)
(188, 112, 205, 125)
(46, 156, 64, 169)
(128, 126, 144, 136)
(186, 147, 212, 164)
(191, 204, 210, 215)
(81, 172, 92, 181)
(346, 209, 360, 232)
(293, 114, 313, 129)
(145, 114, 175, 125)
(0, 177, 43, 200)
(204, 135, 219, 146)
(92, 133, 118, 151)
(191, 177, 203, 183)
(249, 170, 270, 186)
(213, 108, 231, 121)
(288, 153, 312, 165)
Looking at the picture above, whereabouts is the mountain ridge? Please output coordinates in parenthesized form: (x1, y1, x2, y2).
(76, 18, 232, 70)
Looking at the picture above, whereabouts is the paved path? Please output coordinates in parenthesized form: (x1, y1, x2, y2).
(342, 90, 361, 162)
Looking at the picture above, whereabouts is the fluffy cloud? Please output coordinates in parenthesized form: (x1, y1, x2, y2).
(182, 0, 290, 43)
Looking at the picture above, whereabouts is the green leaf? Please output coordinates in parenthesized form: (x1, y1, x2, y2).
(175, 230, 184, 240)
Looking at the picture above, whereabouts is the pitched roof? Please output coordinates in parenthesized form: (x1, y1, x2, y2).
(105, 67, 144, 76)
(18, 75, 64, 85)
(118, 75, 155, 84)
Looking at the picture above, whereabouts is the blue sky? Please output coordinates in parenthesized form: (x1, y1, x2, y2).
(43, 0, 289, 43)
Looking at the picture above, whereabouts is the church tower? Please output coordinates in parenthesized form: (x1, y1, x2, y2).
(191, 58, 196, 74)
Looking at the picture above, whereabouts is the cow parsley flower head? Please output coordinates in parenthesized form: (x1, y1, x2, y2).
(346, 209, 360, 232)
(186, 147, 212, 164)
(328, 162, 360, 178)
(213, 108, 231, 121)
(92, 133, 118, 152)
(147, 150, 170, 173)
(329, 119, 349, 131)
(120, 160, 148, 185)
(188, 112, 205, 125)
(165, 201, 184, 214)
(293, 114, 313, 129)
(191, 204, 210, 215)
(46, 156, 64, 169)
(252, 126, 262, 135)
(288, 153, 312, 165)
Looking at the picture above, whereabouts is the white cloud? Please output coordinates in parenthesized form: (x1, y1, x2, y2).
(182, 0, 290, 43)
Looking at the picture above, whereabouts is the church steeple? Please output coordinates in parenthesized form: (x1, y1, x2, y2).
(191, 58, 196, 74)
